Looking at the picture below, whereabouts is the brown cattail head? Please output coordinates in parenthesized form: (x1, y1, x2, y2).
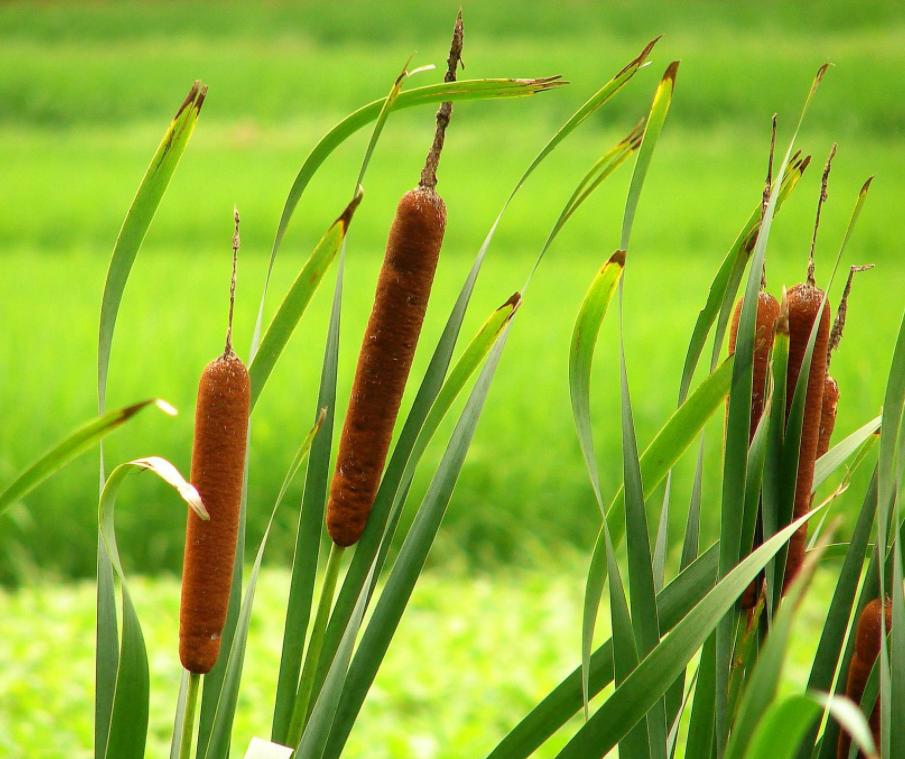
(728, 291, 781, 440)
(783, 282, 831, 593)
(326, 187, 447, 547)
(730, 291, 780, 610)
(179, 352, 250, 673)
(818, 375, 839, 459)
(837, 597, 893, 759)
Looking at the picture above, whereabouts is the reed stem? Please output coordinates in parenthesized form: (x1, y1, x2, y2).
(178, 671, 201, 759)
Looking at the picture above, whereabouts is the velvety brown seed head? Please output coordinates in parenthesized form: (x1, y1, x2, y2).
(728, 292, 780, 610)
(783, 282, 831, 593)
(837, 598, 892, 759)
(179, 352, 250, 673)
(818, 375, 839, 459)
(326, 187, 447, 547)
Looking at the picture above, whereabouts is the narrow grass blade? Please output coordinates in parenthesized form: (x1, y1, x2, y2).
(98, 83, 206, 413)
(487, 544, 719, 759)
(98, 457, 206, 759)
(169, 671, 191, 759)
(0, 399, 175, 514)
(742, 695, 821, 759)
(556, 504, 828, 759)
(813, 416, 881, 492)
(617, 287, 666, 758)
(262, 75, 566, 313)
(270, 254, 346, 745)
(248, 194, 361, 407)
(621, 61, 678, 251)
(569, 251, 627, 511)
(321, 333, 510, 759)
(199, 416, 321, 759)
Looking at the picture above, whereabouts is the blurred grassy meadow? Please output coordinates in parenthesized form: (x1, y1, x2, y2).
(1, 0, 904, 587)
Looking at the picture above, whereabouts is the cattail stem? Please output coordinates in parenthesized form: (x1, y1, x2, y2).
(178, 671, 201, 759)
(287, 544, 345, 747)
(419, 10, 464, 189)
(224, 207, 240, 357)
(807, 144, 837, 286)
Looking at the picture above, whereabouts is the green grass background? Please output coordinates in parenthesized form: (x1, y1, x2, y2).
(1, 0, 903, 586)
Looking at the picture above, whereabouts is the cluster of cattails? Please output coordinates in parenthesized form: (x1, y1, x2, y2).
(731, 145, 874, 608)
(837, 598, 892, 758)
(179, 210, 251, 674)
(326, 12, 463, 548)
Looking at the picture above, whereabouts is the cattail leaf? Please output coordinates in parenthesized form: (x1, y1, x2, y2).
(269, 74, 567, 268)
(737, 405, 772, 577)
(724, 535, 828, 759)
(198, 417, 322, 759)
(742, 695, 822, 759)
(248, 193, 361, 408)
(488, 545, 719, 759)
(812, 415, 881, 492)
(555, 504, 828, 759)
(0, 398, 175, 515)
(97, 83, 206, 414)
(878, 310, 905, 551)
(320, 332, 511, 759)
(97, 457, 205, 759)
(270, 61, 413, 742)
(569, 251, 626, 511)
(311, 42, 654, 714)
(684, 637, 717, 759)
(616, 282, 668, 757)
(169, 671, 192, 759)
(888, 534, 905, 757)
(621, 61, 678, 251)
(582, 356, 734, 716)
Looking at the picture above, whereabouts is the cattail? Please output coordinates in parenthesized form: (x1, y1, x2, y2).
(782, 147, 838, 593)
(326, 14, 463, 547)
(781, 282, 831, 592)
(837, 597, 892, 759)
(730, 291, 781, 609)
(179, 209, 251, 674)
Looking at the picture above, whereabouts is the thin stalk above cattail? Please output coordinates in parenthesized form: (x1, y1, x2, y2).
(326, 13, 463, 548)
(179, 209, 251, 674)
(837, 597, 892, 759)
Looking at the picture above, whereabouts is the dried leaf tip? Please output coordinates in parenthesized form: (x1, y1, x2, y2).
(610, 249, 627, 267)
(501, 291, 522, 314)
(338, 187, 364, 229)
(419, 10, 465, 189)
(663, 60, 680, 86)
(177, 80, 208, 118)
(761, 114, 778, 221)
(224, 207, 240, 357)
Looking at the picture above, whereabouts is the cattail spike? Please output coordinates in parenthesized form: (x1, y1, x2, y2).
(828, 263, 874, 363)
(225, 207, 240, 357)
(419, 10, 464, 189)
(807, 143, 837, 286)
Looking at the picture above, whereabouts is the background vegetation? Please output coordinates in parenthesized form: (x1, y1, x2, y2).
(1, 0, 902, 584)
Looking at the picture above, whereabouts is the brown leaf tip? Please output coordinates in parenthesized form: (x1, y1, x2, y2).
(609, 249, 627, 267)
(176, 80, 208, 119)
(860, 176, 875, 196)
(501, 291, 522, 312)
(338, 187, 365, 229)
(663, 60, 680, 86)
(617, 35, 662, 78)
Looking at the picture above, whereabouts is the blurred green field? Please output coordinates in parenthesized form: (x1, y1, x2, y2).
(0, 562, 840, 758)
(1, 0, 904, 581)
